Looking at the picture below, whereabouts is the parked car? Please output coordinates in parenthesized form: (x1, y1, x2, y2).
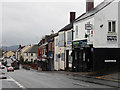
(0, 65, 5, 69)
(7, 66, 14, 72)
(11, 61, 20, 70)
(0, 72, 7, 79)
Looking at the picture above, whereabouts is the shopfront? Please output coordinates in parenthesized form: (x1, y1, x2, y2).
(72, 40, 93, 72)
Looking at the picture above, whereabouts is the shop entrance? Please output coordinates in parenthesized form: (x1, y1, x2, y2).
(73, 47, 93, 72)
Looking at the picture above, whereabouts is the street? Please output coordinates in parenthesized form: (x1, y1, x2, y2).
(0, 67, 117, 89)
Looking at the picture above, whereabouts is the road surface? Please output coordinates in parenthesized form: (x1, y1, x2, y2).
(0, 67, 117, 89)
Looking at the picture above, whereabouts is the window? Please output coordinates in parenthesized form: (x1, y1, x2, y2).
(60, 33, 65, 41)
(67, 32, 72, 40)
(108, 21, 116, 33)
(69, 55, 72, 63)
(75, 26, 78, 38)
(56, 39, 58, 46)
(26, 53, 28, 56)
(61, 53, 64, 61)
(31, 53, 33, 56)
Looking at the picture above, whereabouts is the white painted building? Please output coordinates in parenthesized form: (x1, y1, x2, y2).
(24, 45, 38, 63)
(54, 12, 75, 71)
(72, 0, 120, 71)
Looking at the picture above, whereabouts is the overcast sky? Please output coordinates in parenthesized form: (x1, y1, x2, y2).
(0, 0, 104, 46)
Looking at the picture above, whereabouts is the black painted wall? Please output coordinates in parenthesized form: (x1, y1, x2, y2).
(93, 48, 120, 72)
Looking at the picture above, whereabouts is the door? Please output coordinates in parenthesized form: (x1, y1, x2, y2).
(66, 50, 69, 70)
(58, 57, 60, 70)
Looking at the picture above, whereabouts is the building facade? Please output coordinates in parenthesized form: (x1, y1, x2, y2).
(72, 0, 120, 72)
(24, 45, 38, 63)
(54, 12, 75, 71)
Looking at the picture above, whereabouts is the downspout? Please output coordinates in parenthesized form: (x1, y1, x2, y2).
(64, 31, 66, 70)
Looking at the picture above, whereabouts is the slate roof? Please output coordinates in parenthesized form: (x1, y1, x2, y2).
(58, 23, 73, 32)
(25, 45, 38, 53)
(58, 0, 114, 33)
(75, 0, 114, 22)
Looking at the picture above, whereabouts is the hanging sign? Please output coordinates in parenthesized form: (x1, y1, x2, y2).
(85, 24, 93, 30)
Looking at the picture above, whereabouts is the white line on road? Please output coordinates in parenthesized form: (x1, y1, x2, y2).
(73, 82, 90, 87)
(8, 76, 25, 89)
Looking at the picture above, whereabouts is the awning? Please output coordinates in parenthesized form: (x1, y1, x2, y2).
(73, 39, 87, 42)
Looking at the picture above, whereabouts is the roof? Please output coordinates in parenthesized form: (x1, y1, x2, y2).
(25, 45, 38, 53)
(75, 0, 114, 22)
(16, 46, 25, 52)
(40, 42, 48, 47)
(58, 23, 73, 32)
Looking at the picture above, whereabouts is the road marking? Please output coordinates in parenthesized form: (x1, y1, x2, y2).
(73, 82, 89, 87)
(96, 75, 120, 82)
(8, 76, 25, 89)
(96, 75, 110, 79)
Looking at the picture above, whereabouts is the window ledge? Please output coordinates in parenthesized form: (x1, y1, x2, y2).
(107, 32, 117, 35)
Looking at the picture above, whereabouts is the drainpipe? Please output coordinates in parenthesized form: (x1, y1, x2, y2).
(64, 31, 66, 70)
(72, 29, 74, 71)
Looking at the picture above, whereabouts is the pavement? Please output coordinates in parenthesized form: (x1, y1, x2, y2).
(31, 69, 120, 88)
(55, 71, 120, 83)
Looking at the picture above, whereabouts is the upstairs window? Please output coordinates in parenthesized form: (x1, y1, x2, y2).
(108, 21, 116, 33)
(56, 39, 58, 46)
(67, 31, 72, 40)
(75, 26, 78, 38)
(60, 33, 65, 41)
(31, 53, 33, 56)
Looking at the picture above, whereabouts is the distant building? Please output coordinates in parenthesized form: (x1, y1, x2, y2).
(47, 32, 57, 71)
(0, 49, 2, 58)
(3, 51, 15, 58)
(24, 45, 38, 63)
(15, 45, 25, 60)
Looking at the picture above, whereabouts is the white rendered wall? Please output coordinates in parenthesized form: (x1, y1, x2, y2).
(94, 1, 118, 48)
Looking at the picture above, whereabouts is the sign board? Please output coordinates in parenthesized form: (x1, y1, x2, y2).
(85, 24, 93, 30)
(107, 36, 117, 41)
(104, 60, 116, 62)
(73, 40, 87, 48)
(67, 41, 72, 44)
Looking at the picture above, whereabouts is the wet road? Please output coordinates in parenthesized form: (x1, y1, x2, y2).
(1, 67, 114, 89)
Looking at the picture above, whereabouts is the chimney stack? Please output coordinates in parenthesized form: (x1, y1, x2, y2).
(86, 0, 94, 12)
(51, 30, 54, 35)
(70, 12, 76, 23)
(19, 45, 21, 49)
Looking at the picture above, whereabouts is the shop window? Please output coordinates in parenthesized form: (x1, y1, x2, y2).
(75, 52, 77, 60)
(61, 53, 64, 61)
(69, 55, 72, 63)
